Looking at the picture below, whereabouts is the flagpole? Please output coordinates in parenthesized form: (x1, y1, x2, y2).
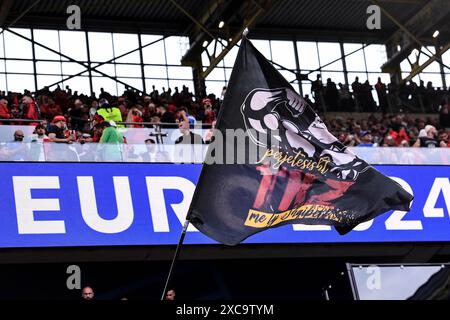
(161, 218, 190, 300)
(159, 122, 214, 300)
(161, 30, 251, 300)
(159, 135, 211, 300)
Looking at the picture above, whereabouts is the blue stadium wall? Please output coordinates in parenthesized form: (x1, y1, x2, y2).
(0, 162, 449, 249)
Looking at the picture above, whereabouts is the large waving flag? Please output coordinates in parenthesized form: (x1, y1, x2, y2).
(187, 38, 413, 245)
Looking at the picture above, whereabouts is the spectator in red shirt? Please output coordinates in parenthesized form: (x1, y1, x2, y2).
(117, 96, 128, 120)
(53, 86, 69, 113)
(167, 103, 177, 114)
(142, 101, 156, 123)
(9, 104, 21, 125)
(21, 95, 40, 126)
(388, 127, 409, 146)
(0, 98, 11, 124)
(203, 102, 216, 125)
(125, 107, 144, 128)
(39, 97, 62, 122)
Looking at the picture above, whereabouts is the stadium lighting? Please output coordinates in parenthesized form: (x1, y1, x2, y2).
(218, 21, 225, 28)
(433, 30, 440, 38)
(202, 40, 209, 48)
(397, 45, 401, 51)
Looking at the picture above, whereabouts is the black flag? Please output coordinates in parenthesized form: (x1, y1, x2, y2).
(187, 38, 413, 245)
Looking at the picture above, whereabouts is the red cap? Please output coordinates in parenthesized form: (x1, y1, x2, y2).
(52, 115, 66, 123)
(202, 98, 212, 105)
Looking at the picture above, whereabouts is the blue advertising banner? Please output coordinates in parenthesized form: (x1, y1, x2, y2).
(0, 163, 448, 248)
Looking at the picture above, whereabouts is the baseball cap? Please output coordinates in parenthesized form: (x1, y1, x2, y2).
(52, 115, 66, 123)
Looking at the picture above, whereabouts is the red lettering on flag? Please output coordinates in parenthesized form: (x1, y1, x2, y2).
(309, 179, 354, 205)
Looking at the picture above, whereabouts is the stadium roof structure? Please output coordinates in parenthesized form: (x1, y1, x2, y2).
(2, 0, 449, 82)
(2, 0, 448, 41)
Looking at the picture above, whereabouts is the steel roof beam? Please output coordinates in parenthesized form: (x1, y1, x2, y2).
(375, 0, 450, 72)
(0, 0, 14, 28)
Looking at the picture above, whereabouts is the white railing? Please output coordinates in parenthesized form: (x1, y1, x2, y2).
(0, 141, 449, 165)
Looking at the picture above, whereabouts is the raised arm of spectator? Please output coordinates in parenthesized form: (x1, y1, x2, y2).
(0, 109, 10, 119)
(0, 99, 11, 119)
(412, 139, 420, 148)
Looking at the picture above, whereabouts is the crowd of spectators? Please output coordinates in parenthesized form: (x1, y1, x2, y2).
(0, 76, 449, 151)
(0, 84, 220, 157)
(323, 113, 449, 148)
(0, 83, 219, 130)
(311, 75, 450, 115)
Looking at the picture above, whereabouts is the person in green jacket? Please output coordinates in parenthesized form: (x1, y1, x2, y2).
(96, 99, 124, 128)
(99, 121, 124, 161)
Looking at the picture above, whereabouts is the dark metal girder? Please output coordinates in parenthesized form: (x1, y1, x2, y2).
(43, 35, 169, 91)
(184, 0, 225, 38)
(179, 0, 274, 80)
(0, 0, 14, 28)
(5, 27, 165, 94)
(180, 0, 243, 67)
(199, 0, 274, 79)
(377, 0, 450, 72)
(249, 26, 391, 43)
(402, 42, 450, 83)
(6, 15, 185, 35)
